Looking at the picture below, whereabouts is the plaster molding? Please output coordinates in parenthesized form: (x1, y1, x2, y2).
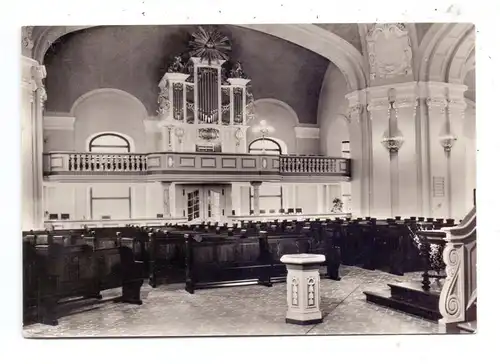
(70, 88, 148, 117)
(418, 23, 474, 83)
(366, 23, 413, 81)
(43, 114, 76, 131)
(253, 98, 300, 126)
(294, 127, 320, 139)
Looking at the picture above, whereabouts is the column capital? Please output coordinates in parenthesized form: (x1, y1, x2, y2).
(250, 181, 262, 187)
(161, 181, 172, 187)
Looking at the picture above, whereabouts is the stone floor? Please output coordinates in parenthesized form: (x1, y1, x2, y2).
(23, 266, 441, 338)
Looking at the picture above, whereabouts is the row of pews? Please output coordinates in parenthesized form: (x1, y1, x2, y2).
(23, 216, 455, 326)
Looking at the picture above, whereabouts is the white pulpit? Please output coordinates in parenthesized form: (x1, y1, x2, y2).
(280, 253, 325, 325)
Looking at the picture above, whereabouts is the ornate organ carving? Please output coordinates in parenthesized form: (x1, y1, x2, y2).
(157, 27, 254, 153)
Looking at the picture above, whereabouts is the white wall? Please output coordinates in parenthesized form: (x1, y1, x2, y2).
(317, 64, 350, 156)
(247, 99, 298, 154)
(44, 183, 159, 221)
(72, 89, 148, 152)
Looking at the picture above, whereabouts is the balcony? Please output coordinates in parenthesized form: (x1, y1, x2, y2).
(43, 152, 351, 183)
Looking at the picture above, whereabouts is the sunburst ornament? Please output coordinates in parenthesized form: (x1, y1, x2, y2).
(189, 26, 231, 65)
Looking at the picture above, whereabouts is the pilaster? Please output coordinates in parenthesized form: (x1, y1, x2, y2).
(346, 90, 369, 217)
(161, 182, 172, 217)
(426, 83, 449, 218)
(366, 87, 392, 218)
(393, 83, 419, 217)
(21, 56, 46, 230)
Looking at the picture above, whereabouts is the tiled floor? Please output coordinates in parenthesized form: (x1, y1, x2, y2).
(23, 266, 440, 338)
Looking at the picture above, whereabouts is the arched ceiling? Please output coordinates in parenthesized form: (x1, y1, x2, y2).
(43, 25, 333, 124)
(314, 24, 362, 52)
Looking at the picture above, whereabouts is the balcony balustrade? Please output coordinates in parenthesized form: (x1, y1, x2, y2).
(43, 152, 350, 182)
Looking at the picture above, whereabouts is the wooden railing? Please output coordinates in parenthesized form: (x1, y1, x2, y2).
(279, 155, 349, 175)
(68, 153, 147, 172)
(438, 206, 477, 332)
(43, 152, 350, 181)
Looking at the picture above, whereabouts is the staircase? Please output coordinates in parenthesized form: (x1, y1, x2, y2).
(364, 281, 441, 321)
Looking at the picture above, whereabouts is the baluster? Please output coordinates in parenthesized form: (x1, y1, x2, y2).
(421, 242, 431, 291)
(69, 154, 74, 171)
(118, 155, 124, 171)
(135, 155, 140, 171)
(76, 154, 82, 171)
(124, 154, 130, 171)
(90, 154, 96, 171)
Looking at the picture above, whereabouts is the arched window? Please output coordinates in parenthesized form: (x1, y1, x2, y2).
(248, 138, 282, 155)
(248, 138, 283, 213)
(88, 133, 131, 153)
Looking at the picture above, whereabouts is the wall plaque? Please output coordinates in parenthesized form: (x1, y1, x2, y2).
(432, 176, 445, 197)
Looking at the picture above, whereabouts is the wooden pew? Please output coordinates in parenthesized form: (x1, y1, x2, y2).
(23, 229, 147, 326)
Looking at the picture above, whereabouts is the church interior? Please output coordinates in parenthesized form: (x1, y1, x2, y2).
(21, 23, 477, 337)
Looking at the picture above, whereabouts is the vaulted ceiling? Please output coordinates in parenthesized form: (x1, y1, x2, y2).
(43, 25, 333, 124)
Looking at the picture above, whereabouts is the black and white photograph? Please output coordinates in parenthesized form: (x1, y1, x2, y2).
(18, 20, 479, 339)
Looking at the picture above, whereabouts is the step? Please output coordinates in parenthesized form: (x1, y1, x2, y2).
(364, 290, 442, 322)
(388, 282, 440, 310)
(457, 321, 477, 333)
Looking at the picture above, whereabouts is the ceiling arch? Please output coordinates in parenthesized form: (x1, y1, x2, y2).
(32, 24, 366, 92)
(417, 23, 475, 83)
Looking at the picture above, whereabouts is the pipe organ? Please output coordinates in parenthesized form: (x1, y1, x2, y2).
(157, 27, 255, 153)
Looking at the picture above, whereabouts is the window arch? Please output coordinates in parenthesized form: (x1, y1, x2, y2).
(248, 138, 282, 155)
(88, 133, 131, 153)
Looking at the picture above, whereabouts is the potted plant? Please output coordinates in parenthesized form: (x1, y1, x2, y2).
(331, 198, 343, 213)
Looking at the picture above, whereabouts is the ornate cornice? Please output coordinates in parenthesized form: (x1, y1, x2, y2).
(426, 97, 448, 113)
(294, 127, 320, 139)
(367, 99, 390, 112)
(43, 115, 75, 131)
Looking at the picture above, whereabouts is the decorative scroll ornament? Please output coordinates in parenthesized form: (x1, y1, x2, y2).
(22, 26, 34, 50)
(348, 104, 363, 123)
(229, 61, 247, 79)
(167, 56, 186, 73)
(440, 243, 463, 320)
(366, 23, 413, 81)
(381, 127, 404, 153)
(235, 128, 244, 146)
(157, 86, 170, 116)
(189, 26, 231, 65)
(198, 128, 219, 141)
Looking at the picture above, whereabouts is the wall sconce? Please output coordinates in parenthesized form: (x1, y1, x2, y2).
(252, 119, 275, 153)
(439, 134, 457, 153)
(381, 128, 404, 153)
